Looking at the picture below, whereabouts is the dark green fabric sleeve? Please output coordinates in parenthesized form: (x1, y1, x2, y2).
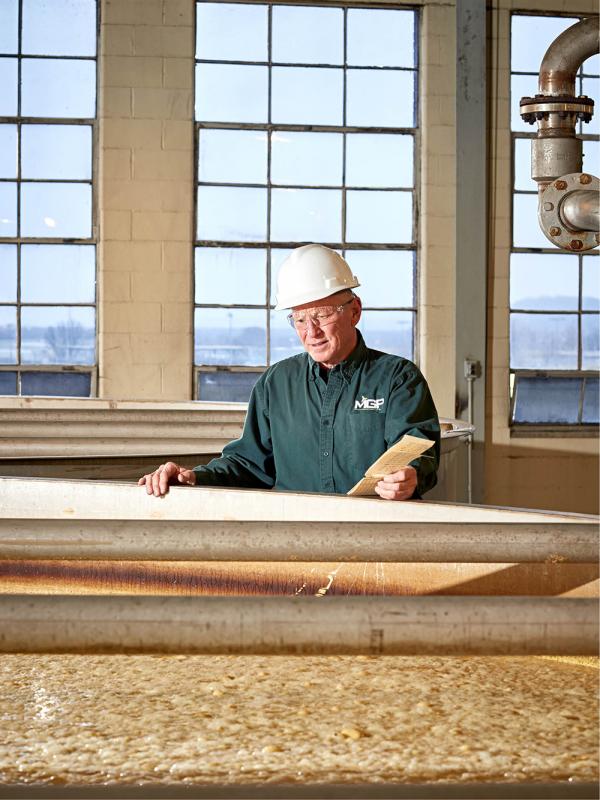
(193, 375, 275, 490)
(384, 364, 441, 497)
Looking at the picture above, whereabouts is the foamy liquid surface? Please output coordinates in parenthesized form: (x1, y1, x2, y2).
(2, 655, 598, 785)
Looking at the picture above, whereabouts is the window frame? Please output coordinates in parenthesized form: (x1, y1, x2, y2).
(193, 0, 420, 401)
(508, 10, 599, 433)
(0, 0, 100, 397)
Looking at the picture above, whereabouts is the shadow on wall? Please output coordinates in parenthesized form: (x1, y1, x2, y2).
(485, 442, 599, 516)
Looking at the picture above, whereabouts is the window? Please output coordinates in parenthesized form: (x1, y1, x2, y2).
(194, 1, 418, 401)
(0, 0, 97, 397)
(510, 13, 599, 427)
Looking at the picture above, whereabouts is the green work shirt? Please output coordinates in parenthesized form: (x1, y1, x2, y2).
(193, 332, 440, 496)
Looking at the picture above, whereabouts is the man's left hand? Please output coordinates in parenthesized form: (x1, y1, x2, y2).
(375, 466, 417, 501)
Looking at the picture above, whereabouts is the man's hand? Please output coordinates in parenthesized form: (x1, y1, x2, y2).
(374, 466, 417, 501)
(137, 462, 196, 497)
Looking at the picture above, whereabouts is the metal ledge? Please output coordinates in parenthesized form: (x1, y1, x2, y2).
(0, 782, 597, 799)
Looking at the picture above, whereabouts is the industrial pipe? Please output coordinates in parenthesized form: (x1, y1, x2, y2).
(520, 17, 600, 251)
(561, 189, 600, 231)
(0, 595, 597, 655)
(0, 518, 598, 563)
(539, 16, 600, 96)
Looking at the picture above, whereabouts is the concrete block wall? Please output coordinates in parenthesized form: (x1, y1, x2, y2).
(98, 0, 194, 400)
(418, 2, 456, 419)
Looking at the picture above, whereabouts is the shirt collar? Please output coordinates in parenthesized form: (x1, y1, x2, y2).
(307, 329, 367, 383)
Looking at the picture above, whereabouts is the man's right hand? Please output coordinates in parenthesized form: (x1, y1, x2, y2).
(137, 462, 196, 497)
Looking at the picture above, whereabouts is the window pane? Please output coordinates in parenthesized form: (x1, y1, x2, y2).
(270, 311, 304, 363)
(270, 248, 294, 307)
(511, 15, 577, 73)
(22, 125, 92, 180)
(198, 371, 261, 403)
(514, 137, 533, 191)
(0, 372, 17, 395)
(347, 9, 415, 68)
(195, 64, 268, 123)
(199, 129, 267, 184)
(583, 53, 600, 76)
(194, 307, 266, 366)
(346, 134, 413, 188)
(23, 0, 96, 56)
(21, 370, 92, 397)
(196, 2, 267, 62)
(0, 244, 17, 302)
(271, 132, 343, 187)
(582, 315, 599, 370)
(272, 6, 343, 65)
(22, 58, 96, 118)
(358, 310, 413, 359)
(21, 306, 95, 365)
(511, 75, 538, 133)
(21, 244, 95, 303)
(583, 378, 599, 424)
(197, 186, 267, 242)
(21, 183, 92, 238)
(582, 257, 599, 310)
(582, 139, 599, 179)
(347, 70, 415, 128)
(582, 78, 599, 135)
(510, 313, 577, 369)
(0, 59, 18, 116)
(270, 189, 341, 242)
(272, 67, 343, 126)
(195, 247, 266, 306)
(0, 307, 17, 364)
(0, 125, 17, 178)
(346, 190, 412, 244)
(510, 253, 579, 310)
(0, 182, 17, 238)
(0, 1, 18, 53)
(344, 250, 414, 308)
(513, 194, 549, 248)
(513, 376, 581, 424)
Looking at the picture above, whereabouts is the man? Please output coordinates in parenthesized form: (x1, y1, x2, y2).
(139, 244, 440, 500)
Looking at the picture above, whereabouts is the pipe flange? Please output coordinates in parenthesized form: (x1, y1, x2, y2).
(520, 94, 594, 125)
(539, 173, 600, 252)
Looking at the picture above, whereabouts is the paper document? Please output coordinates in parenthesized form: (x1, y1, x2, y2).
(347, 434, 435, 497)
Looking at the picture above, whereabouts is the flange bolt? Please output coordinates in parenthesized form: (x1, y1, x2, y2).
(580, 174, 592, 185)
(570, 240, 583, 251)
(554, 180, 568, 190)
(549, 226, 561, 236)
(543, 202, 554, 211)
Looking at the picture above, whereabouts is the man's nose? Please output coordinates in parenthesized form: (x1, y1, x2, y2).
(305, 316, 322, 332)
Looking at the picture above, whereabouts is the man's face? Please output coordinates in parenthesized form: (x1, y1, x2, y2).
(291, 292, 362, 368)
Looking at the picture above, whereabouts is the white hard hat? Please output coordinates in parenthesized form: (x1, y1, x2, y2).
(274, 244, 360, 310)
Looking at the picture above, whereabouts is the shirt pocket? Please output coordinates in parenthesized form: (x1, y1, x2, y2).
(347, 407, 387, 437)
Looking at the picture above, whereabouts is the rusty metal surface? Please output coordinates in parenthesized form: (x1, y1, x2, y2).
(0, 559, 598, 597)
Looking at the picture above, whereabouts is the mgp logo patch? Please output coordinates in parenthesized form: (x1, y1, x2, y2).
(354, 395, 385, 411)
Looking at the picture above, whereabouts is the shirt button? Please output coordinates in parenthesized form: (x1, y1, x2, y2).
(323, 419, 330, 426)
(323, 451, 329, 457)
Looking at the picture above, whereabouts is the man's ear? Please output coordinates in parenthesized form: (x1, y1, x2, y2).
(351, 295, 362, 325)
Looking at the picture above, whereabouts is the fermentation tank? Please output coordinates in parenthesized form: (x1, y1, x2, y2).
(0, 476, 597, 799)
